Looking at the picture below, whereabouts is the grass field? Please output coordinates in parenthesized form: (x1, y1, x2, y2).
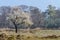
(0, 29, 60, 40)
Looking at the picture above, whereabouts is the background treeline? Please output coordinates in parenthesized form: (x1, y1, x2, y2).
(0, 5, 60, 29)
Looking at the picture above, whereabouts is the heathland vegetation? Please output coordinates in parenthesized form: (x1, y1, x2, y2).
(0, 5, 60, 40)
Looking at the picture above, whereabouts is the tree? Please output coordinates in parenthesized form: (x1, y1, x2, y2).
(29, 7, 42, 28)
(6, 8, 33, 33)
(45, 5, 57, 29)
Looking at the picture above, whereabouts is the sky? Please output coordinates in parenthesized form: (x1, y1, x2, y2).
(0, 0, 60, 11)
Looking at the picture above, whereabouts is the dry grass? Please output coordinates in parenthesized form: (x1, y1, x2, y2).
(0, 29, 60, 40)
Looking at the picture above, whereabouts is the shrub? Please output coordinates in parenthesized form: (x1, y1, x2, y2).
(7, 35, 16, 40)
(0, 33, 8, 40)
(16, 35, 21, 40)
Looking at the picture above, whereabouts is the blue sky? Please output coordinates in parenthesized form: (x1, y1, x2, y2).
(0, 0, 60, 11)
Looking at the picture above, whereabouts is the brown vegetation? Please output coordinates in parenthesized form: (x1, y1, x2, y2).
(0, 30, 60, 40)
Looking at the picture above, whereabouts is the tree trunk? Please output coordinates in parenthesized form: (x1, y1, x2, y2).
(15, 24, 17, 33)
(13, 22, 17, 33)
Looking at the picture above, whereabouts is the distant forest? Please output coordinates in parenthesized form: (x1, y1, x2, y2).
(0, 5, 60, 29)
